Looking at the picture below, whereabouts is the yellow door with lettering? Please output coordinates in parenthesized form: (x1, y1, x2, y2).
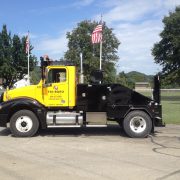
(43, 67, 69, 107)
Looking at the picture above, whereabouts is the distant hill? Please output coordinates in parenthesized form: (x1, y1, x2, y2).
(126, 71, 153, 83)
(116, 71, 154, 89)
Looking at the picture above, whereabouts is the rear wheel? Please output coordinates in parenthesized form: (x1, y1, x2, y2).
(123, 111, 152, 138)
(10, 110, 39, 137)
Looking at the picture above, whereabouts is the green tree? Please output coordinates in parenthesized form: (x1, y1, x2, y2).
(0, 25, 37, 87)
(116, 71, 134, 89)
(12, 35, 37, 81)
(0, 25, 15, 87)
(152, 6, 180, 86)
(30, 66, 41, 84)
(65, 20, 120, 83)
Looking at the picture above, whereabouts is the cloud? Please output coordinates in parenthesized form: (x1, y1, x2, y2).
(103, 1, 155, 22)
(100, 0, 180, 74)
(103, 0, 179, 23)
(163, 0, 180, 9)
(35, 32, 68, 59)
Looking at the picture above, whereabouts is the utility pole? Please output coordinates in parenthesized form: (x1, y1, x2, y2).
(26, 31, 30, 85)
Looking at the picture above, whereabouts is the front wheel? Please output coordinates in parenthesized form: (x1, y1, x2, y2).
(123, 111, 152, 138)
(10, 110, 39, 137)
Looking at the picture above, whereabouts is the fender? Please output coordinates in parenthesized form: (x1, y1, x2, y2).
(107, 104, 154, 120)
(0, 98, 47, 128)
(124, 106, 154, 119)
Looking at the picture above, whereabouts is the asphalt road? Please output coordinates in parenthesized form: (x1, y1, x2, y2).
(0, 125, 180, 180)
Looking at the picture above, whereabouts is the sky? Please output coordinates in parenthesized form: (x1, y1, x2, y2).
(0, 0, 180, 75)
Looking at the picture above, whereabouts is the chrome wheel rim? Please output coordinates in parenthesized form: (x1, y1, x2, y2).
(15, 116, 33, 133)
(130, 116, 146, 133)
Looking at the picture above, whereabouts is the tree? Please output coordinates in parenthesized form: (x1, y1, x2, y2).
(30, 66, 41, 84)
(12, 35, 37, 81)
(0, 25, 37, 87)
(152, 6, 180, 86)
(0, 25, 15, 87)
(116, 71, 135, 89)
(65, 20, 120, 83)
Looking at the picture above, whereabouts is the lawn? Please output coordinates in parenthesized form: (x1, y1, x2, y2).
(161, 91, 180, 124)
(139, 91, 180, 124)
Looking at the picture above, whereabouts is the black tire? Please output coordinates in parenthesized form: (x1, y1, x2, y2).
(123, 111, 152, 138)
(10, 110, 39, 137)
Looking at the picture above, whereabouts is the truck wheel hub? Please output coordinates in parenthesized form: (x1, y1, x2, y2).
(21, 121, 27, 127)
(15, 116, 33, 133)
(130, 116, 146, 133)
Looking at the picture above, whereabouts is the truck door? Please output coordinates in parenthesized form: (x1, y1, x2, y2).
(43, 67, 69, 107)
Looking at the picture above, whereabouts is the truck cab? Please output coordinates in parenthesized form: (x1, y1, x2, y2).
(3, 63, 76, 108)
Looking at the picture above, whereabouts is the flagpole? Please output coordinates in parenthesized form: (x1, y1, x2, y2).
(27, 31, 30, 84)
(100, 40, 102, 70)
(99, 14, 103, 71)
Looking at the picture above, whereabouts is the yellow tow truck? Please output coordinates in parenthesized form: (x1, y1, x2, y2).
(0, 56, 164, 137)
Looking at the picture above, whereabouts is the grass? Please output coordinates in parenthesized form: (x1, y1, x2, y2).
(139, 91, 180, 124)
(161, 91, 180, 124)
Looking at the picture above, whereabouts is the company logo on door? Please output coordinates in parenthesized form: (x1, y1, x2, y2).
(54, 86, 58, 91)
(48, 85, 64, 94)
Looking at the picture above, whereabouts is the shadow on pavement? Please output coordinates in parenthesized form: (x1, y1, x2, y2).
(38, 125, 127, 137)
(0, 128, 11, 136)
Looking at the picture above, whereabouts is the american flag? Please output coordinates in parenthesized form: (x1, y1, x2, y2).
(91, 24, 102, 44)
(25, 33, 29, 54)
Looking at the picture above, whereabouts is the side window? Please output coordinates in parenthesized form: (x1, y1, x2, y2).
(46, 68, 66, 83)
